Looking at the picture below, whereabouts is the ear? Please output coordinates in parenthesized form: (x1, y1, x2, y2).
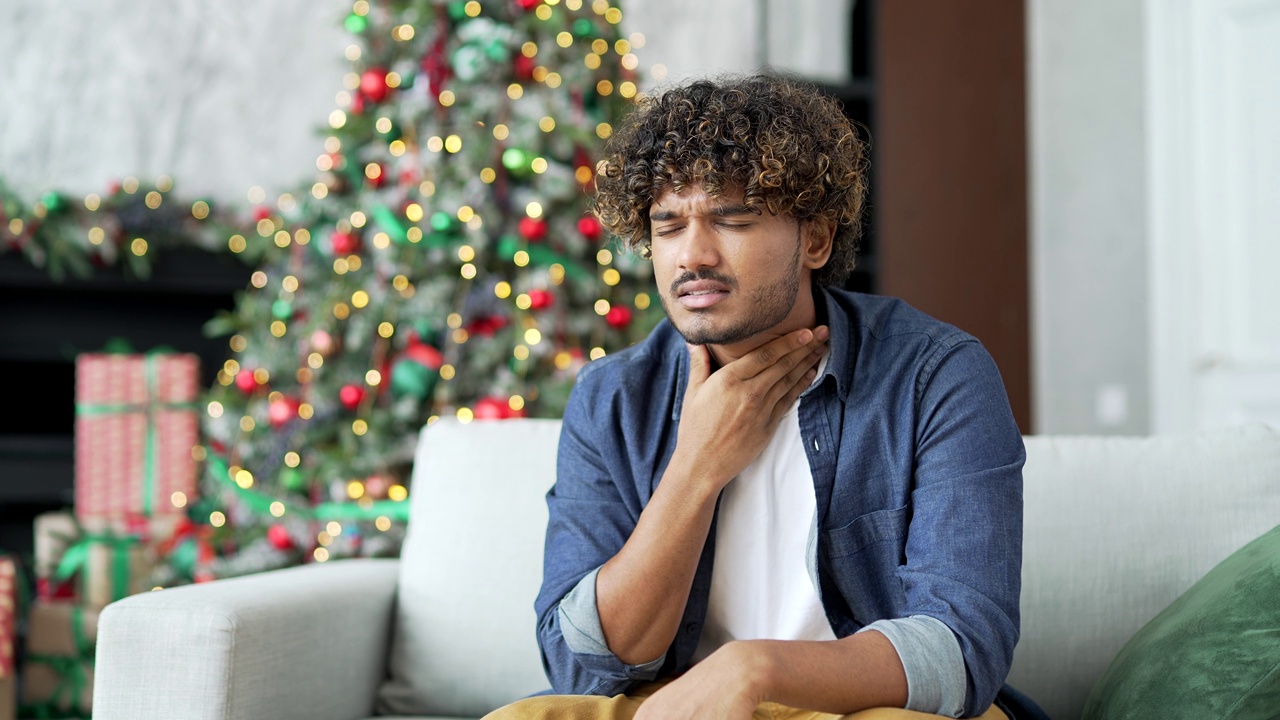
(801, 216, 836, 270)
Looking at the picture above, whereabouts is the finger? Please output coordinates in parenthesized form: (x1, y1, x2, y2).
(732, 325, 828, 385)
(763, 342, 824, 414)
(685, 343, 711, 390)
(770, 364, 819, 425)
(727, 327, 816, 381)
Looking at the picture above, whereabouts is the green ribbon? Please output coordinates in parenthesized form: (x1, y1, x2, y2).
(207, 454, 410, 524)
(18, 653, 92, 718)
(53, 532, 139, 604)
(75, 354, 197, 516)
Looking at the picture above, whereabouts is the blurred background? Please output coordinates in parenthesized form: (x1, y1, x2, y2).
(0, 1, 1277, 712)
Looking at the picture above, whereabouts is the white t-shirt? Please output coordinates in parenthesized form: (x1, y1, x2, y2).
(692, 356, 836, 662)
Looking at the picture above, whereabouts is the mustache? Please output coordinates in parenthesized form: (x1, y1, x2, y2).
(669, 269, 737, 295)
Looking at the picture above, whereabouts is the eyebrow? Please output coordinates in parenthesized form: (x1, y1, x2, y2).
(649, 204, 755, 222)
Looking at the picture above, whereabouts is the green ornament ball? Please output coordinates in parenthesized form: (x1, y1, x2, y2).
(281, 467, 308, 493)
(391, 359, 437, 400)
(484, 39, 509, 62)
(271, 300, 293, 320)
(572, 18, 596, 37)
(502, 147, 530, 173)
(430, 211, 456, 233)
(344, 13, 368, 34)
(40, 191, 66, 214)
(497, 234, 520, 260)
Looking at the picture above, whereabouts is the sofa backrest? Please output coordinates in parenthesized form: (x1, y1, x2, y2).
(376, 417, 562, 718)
(374, 417, 1280, 720)
(1012, 423, 1280, 719)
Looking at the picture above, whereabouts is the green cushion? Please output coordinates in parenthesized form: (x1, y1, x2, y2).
(1083, 523, 1280, 719)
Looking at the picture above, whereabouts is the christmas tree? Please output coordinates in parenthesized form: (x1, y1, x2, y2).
(162, 0, 661, 584)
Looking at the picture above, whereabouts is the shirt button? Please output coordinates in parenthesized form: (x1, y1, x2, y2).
(685, 622, 699, 634)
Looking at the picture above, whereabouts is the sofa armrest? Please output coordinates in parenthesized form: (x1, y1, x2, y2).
(93, 558, 399, 720)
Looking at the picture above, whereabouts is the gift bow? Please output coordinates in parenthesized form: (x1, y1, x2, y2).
(53, 532, 140, 604)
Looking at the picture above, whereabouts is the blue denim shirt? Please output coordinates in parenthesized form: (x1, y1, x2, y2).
(535, 287, 1026, 718)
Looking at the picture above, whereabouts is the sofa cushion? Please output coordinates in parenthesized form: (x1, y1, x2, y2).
(376, 418, 562, 718)
(1009, 423, 1280, 720)
(1081, 522, 1280, 719)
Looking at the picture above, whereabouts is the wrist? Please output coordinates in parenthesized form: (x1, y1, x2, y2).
(725, 640, 777, 705)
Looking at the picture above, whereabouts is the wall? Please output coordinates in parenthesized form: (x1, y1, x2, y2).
(0, 0, 351, 203)
(0, 0, 786, 203)
(1027, 0, 1150, 435)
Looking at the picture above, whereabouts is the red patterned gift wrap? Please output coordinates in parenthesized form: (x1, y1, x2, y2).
(1, 555, 15, 720)
(74, 353, 200, 520)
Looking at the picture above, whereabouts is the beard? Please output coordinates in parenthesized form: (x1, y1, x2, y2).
(659, 241, 802, 346)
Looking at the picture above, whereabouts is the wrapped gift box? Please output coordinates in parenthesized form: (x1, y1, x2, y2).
(1, 556, 15, 720)
(35, 510, 182, 609)
(20, 603, 100, 719)
(21, 661, 93, 719)
(25, 602, 99, 662)
(75, 352, 200, 519)
(33, 512, 78, 600)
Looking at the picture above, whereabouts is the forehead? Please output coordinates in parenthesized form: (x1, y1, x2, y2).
(649, 186, 748, 217)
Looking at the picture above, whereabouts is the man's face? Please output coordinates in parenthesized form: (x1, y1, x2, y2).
(648, 186, 809, 347)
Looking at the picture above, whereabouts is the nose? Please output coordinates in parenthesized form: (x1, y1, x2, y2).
(676, 220, 721, 271)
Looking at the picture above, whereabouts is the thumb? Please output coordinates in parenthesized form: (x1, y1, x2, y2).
(685, 343, 711, 389)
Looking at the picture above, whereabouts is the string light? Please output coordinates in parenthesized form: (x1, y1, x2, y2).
(457, 407, 475, 423)
(366, 369, 382, 386)
(171, 492, 188, 509)
(270, 502, 285, 517)
(84, 194, 101, 211)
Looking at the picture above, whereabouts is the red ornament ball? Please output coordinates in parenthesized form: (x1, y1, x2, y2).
(339, 383, 366, 411)
(577, 216, 602, 240)
(516, 0, 541, 8)
(253, 206, 272, 223)
(310, 330, 336, 357)
(360, 68, 391, 103)
(268, 397, 300, 428)
(473, 396, 511, 420)
(366, 162, 388, 189)
(513, 54, 536, 80)
(528, 289, 554, 310)
(402, 342, 444, 370)
(267, 524, 294, 551)
(364, 473, 392, 499)
(235, 369, 259, 395)
(518, 216, 548, 241)
(331, 230, 361, 255)
(606, 305, 633, 329)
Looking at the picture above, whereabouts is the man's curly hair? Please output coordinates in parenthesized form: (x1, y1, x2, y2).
(591, 73, 869, 287)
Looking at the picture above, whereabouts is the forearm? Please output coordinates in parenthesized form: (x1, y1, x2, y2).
(749, 631, 909, 714)
(596, 451, 722, 664)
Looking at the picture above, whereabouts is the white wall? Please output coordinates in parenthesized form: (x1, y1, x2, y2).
(1028, 0, 1151, 435)
(0, 0, 791, 204)
(0, 0, 351, 203)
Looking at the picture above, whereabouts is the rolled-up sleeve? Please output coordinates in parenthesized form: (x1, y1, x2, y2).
(859, 615, 967, 717)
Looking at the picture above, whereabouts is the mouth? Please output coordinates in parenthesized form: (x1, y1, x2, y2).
(675, 280, 730, 309)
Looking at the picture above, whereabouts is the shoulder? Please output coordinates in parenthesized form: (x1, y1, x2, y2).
(821, 288, 994, 401)
(828, 288, 976, 350)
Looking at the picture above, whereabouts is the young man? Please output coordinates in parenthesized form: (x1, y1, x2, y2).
(488, 75, 1042, 719)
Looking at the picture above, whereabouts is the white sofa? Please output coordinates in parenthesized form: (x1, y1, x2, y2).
(93, 419, 1280, 720)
